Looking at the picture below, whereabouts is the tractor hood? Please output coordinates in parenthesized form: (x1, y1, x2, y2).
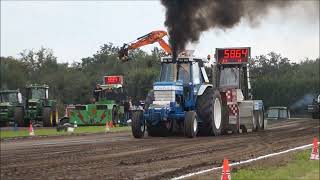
(152, 81, 183, 108)
(153, 81, 183, 91)
(28, 99, 40, 103)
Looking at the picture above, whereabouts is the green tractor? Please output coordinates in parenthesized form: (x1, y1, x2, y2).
(0, 90, 24, 126)
(60, 76, 127, 126)
(24, 84, 58, 127)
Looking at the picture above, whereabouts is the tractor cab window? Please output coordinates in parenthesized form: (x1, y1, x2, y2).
(267, 109, 278, 118)
(219, 67, 239, 88)
(279, 109, 288, 119)
(160, 63, 177, 82)
(31, 88, 47, 99)
(177, 63, 191, 83)
(192, 62, 201, 85)
(0, 93, 17, 103)
(104, 88, 123, 100)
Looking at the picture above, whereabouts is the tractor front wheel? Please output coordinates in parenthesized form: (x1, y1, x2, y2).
(131, 111, 145, 138)
(42, 107, 52, 127)
(184, 111, 198, 138)
(14, 106, 25, 127)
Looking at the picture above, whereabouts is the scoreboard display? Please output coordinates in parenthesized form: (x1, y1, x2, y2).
(215, 47, 250, 64)
(104, 76, 123, 85)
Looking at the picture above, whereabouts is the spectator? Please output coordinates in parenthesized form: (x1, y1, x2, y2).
(93, 84, 103, 102)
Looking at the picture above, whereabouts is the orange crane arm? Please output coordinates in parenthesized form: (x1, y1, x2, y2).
(118, 30, 171, 61)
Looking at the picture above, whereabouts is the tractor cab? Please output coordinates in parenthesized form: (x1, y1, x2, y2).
(25, 84, 50, 111)
(214, 48, 251, 100)
(99, 75, 126, 103)
(26, 85, 49, 100)
(0, 90, 23, 126)
(0, 90, 22, 104)
(154, 51, 209, 110)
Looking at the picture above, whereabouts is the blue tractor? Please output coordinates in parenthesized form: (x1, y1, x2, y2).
(131, 51, 226, 138)
(130, 47, 264, 138)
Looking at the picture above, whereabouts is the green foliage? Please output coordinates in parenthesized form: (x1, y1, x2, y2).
(0, 126, 131, 139)
(232, 148, 320, 180)
(0, 45, 162, 107)
(1, 45, 318, 114)
(250, 52, 319, 112)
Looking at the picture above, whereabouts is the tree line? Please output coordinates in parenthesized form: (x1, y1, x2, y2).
(1, 44, 319, 114)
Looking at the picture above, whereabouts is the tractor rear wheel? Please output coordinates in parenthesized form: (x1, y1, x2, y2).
(196, 88, 213, 135)
(184, 111, 198, 138)
(14, 107, 25, 127)
(212, 90, 223, 136)
(131, 111, 145, 138)
(42, 107, 52, 127)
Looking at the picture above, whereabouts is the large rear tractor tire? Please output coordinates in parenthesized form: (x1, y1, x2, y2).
(212, 90, 224, 136)
(184, 111, 198, 138)
(196, 88, 213, 135)
(14, 106, 25, 127)
(131, 111, 145, 138)
(42, 107, 52, 127)
(197, 89, 224, 136)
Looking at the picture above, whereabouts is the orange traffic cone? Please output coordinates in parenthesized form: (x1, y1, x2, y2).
(29, 122, 35, 136)
(105, 121, 110, 132)
(310, 136, 319, 160)
(221, 158, 231, 180)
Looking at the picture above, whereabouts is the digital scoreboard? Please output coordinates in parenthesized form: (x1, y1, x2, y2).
(216, 47, 250, 64)
(104, 76, 123, 85)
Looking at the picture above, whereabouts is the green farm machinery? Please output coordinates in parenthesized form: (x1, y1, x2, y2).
(24, 84, 58, 127)
(0, 90, 24, 126)
(59, 75, 128, 126)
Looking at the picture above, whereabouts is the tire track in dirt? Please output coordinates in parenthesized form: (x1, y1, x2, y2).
(1, 119, 318, 179)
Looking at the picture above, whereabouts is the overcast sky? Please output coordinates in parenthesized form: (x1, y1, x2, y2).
(1, 1, 319, 63)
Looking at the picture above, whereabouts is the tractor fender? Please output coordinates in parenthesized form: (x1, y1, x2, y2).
(197, 84, 213, 96)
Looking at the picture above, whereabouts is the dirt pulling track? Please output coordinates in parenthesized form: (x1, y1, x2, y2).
(1, 118, 319, 180)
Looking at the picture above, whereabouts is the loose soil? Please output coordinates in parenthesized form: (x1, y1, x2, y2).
(1, 118, 319, 180)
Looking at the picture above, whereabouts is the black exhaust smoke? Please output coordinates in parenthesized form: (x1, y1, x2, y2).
(161, 0, 293, 59)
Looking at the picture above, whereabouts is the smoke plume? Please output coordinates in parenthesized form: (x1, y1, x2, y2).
(290, 94, 314, 111)
(161, 0, 293, 59)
